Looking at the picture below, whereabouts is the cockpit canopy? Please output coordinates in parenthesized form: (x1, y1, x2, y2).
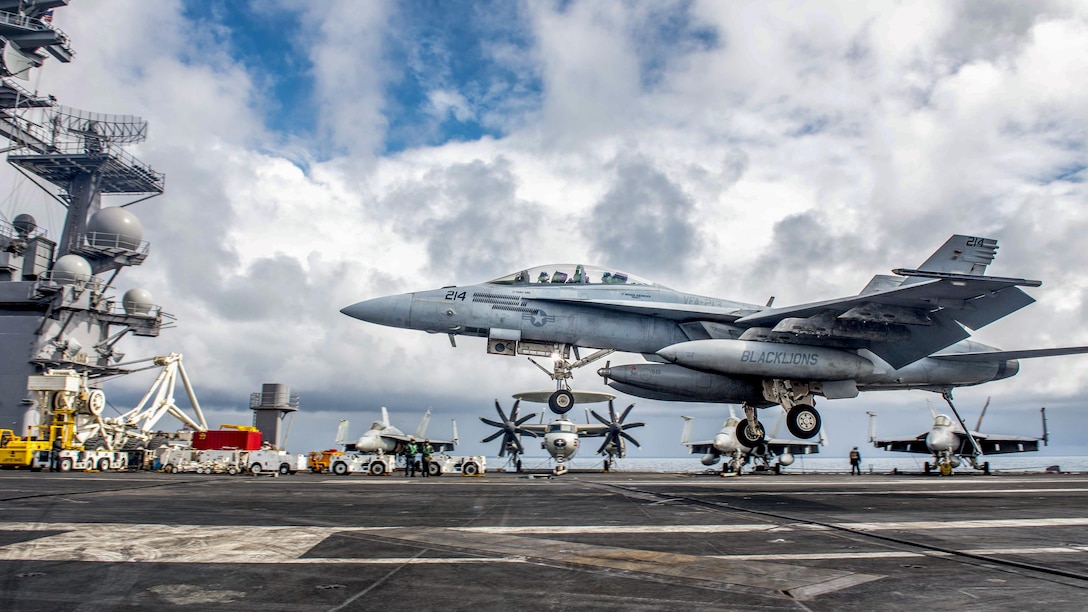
(547, 421, 577, 434)
(933, 415, 953, 428)
(488, 264, 660, 287)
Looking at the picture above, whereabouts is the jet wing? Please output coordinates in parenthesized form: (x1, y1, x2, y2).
(383, 433, 456, 453)
(765, 439, 821, 456)
(734, 274, 1040, 368)
(958, 433, 1041, 456)
(932, 346, 1088, 361)
(529, 296, 751, 323)
(872, 434, 929, 453)
(684, 441, 716, 455)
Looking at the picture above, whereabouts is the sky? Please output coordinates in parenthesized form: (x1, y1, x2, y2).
(1, 0, 1086, 462)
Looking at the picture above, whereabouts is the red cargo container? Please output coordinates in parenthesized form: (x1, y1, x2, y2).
(191, 430, 263, 450)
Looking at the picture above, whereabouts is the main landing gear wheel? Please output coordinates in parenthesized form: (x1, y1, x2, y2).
(786, 406, 821, 439)
(735, 418, 765, 447)
(548, 389, 575, 414)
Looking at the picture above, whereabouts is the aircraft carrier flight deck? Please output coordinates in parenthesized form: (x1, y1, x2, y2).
(1, 470, 1086, 611)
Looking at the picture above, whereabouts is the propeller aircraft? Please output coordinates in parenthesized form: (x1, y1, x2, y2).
(480, 396, 644, 475)
(343, 235, 1088, 450)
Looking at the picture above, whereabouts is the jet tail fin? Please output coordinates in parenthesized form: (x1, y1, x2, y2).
(414, 407, 433, 439)
(903, 235, 998, 284)
(1041, 407, 1049, 446)
(859, 274, 905, 295)
(975, 397, 991, 432)
(381, 407, 390, 428)
(866, 412, 877, 443)
(335, 419, 350, 445)
(680, 416, 694, 446)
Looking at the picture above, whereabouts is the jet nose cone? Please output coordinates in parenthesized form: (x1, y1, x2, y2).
(340, 294, 413, 328)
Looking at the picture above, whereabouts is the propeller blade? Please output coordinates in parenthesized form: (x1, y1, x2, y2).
(480, 417, 504, 428)
(608, 399, 617, 422)
(494, 400, 508, 422)
(515, 413, 538, 426)
(621, 422, 645, 430)
(510, 399, 521, 422)
(590, 410, 610, 426)
(618, 403, 635, 423)
(482, 430, 504, 443)
(597, 435, 614, 455)
(517, 428, 541, 438)
(619, 431, 642, 448)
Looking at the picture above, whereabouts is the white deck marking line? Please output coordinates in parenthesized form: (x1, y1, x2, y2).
(0, 519, 1085, 564)
(455, 524, 779, 534)
(454, 517, 1088, 534)
(712, 546, 1088, 561)
(837, 517, 1088, 530)
(289, 557, 527, 564)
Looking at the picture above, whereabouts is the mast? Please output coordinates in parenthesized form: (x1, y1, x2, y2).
(0, 1, 171, 434)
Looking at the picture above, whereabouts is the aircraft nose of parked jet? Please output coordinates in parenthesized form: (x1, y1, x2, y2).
(340, 294, 413, 328)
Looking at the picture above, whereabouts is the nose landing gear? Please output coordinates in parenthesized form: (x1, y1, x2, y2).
(526, 346, 615, 414)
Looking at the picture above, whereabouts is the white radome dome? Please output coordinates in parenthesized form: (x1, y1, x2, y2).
(52, 254, 92, 285)
(122, 288, 154, 316)
(87, 207, 143, 250)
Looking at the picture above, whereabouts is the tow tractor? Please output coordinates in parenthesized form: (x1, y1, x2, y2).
(246, 449, 307, 475)
(426, 453, 487, 476)
(329, 452, 397, 476)
(308, 449, 344, 473)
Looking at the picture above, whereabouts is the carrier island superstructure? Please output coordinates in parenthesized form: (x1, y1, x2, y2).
(0, 1, 170, 438)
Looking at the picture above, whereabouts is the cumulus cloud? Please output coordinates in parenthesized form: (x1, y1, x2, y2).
(4, 1, 1087, 458)
(587, 155, 704, 277)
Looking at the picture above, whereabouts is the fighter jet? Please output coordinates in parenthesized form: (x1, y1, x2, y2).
(342, 407, 457, 454)
(868, 400, 1048, 475)
(341, 235, 1088, 449)
(681, 408, 822, 475)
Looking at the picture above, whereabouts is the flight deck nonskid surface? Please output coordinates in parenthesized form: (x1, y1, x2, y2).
(0, 471, 1086, 611)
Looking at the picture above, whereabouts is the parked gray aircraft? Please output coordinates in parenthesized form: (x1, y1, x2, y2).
(342, 235, 1088, 448)
(340, 407, 457, 454)
(868, 399, 1048, 475)
(681, 408, 822, 475)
